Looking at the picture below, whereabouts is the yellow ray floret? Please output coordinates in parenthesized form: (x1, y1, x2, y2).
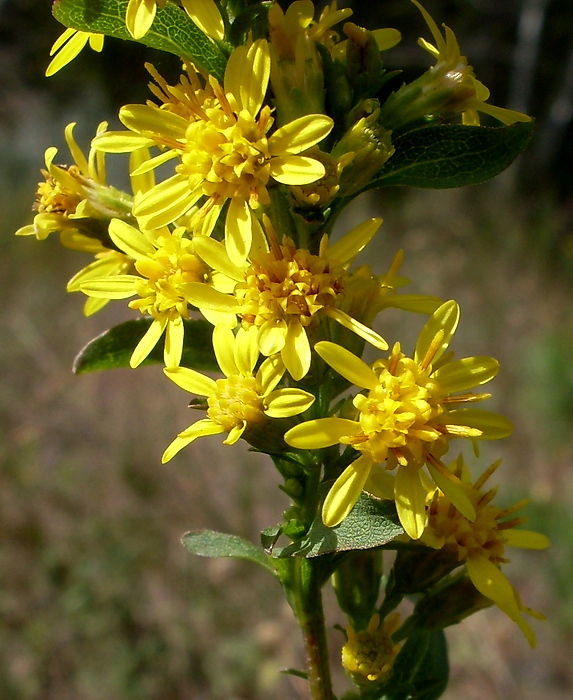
(285, 300, 513, 538)
(46, 29, 104, 77)
(162, 324, 315, 460)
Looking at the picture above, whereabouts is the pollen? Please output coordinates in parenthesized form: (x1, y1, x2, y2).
(207, 375, 266, 431)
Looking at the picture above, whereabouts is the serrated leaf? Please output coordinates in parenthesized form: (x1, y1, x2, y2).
(377, 630, 449, 700)
(53, 0, 227, 82)
(278, 492, 403, 558)
(372, 121, 533, 189)
(73, 318, 218, 373)
(182, 529, 276, 574)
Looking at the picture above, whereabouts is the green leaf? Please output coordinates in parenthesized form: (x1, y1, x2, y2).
(73, 318, 218, 373)
(52, 0, 227, 82)
(278, 492, 403, 558)
(182, 529, 276, 574)
(371, 121, 534, 189)
(377, 630, 449, 700)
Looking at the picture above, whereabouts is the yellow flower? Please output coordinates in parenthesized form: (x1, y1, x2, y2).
(16, 122, 110, 242)
(92, 40, 333, 264)
(16, 122, 156, 316)
(412, 0, 530, 125)
(161, 324, 315, 460)
(125, 0, 224, 41)
(45, 29, 104, 77)
(78, 220, 220, 367)
(342, 613, 401, 685)
(285, 301, 513, 538)
(184, 217, 389, 380)
(421, 456, 550, 647)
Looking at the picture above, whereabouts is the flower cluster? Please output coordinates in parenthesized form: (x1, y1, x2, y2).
(21, 0, 546, 695)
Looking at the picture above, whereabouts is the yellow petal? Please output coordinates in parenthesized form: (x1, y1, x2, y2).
(224, 40, 270, 116)
(466, 554, 515, 606)
(126, 0, 157, 39)
(92, 131, 155, 153)
(322, 456, 372, 527)
(264, 389, 315, 418)
(445, 408, 513, 440)
(164, 315, 184, 367)
(234, 326, 259, 376)
(225, 198, 252, 267)
(326, 308, 388, 351)
(181, 0, 225, 41)
(162, 419, 224, 462)
(120, 103, 188, 140)
(257, 354, 285, 395)
(134, 175, 198, 228)
(80, 275, 139, 299)
(502, 530, 551, 550)
(284, 418, 359, 449)
(426, 463, 476, 521)
(414, 300, 459, 367)
(433, 356, 499, 393)
(213, 324, 238, 377)
(164, 366, 217, 396)
(45, 31, 88, 77)
(258, 319, 287, 356)
(130, 316, 167, 368)
(315, 341, 379, 390)
(326, 218, 382, 266)
(192, 236, 245, 281)
(268, 115, 334, 156)
(130, 147, 156, 193)
(223, 423, 247, 446)
(395, 467, 427, 539)
(108, 219, 156, 259)
(269, 156, 325, 185)
(184, 283, 239, 312)
(283, 318, 310, 380)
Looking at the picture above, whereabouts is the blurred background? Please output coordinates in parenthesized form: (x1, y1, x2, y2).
(1, 0, 572, 698)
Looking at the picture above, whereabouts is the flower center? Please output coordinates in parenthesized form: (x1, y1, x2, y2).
(347, 354, 443, 465)
(237, 238, 346, 329)
(35, 166, 82, 216)
(177, 104, 274, 209)
(427, 491, 507, 565)
(207, 375, 266, 431)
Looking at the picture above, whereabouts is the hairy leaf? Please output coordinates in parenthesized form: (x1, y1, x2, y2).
(73, 318, 218, 373)
(278, 492, 403, 558)
(53, 0, 227, 81)
(372, 121, 534, 189)
(182, 529, 276, 574)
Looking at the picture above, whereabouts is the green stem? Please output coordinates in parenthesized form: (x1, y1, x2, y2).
(282, 558, 334, 700)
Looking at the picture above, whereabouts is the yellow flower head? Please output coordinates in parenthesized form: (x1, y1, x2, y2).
(421, 456, 550, 646)
(79, 220, 221, 367)
(45, 28, 104, 77)
(412, 0, 530, 125)
(125, 0, 224, 41)
(16, 122, 110, 242)
(342, 612, 402, 685)
(162, 324, 315, 460)
(285, 301, 513, 538)
(184, 217, 389, 380)
(92, 40, 333, 265)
